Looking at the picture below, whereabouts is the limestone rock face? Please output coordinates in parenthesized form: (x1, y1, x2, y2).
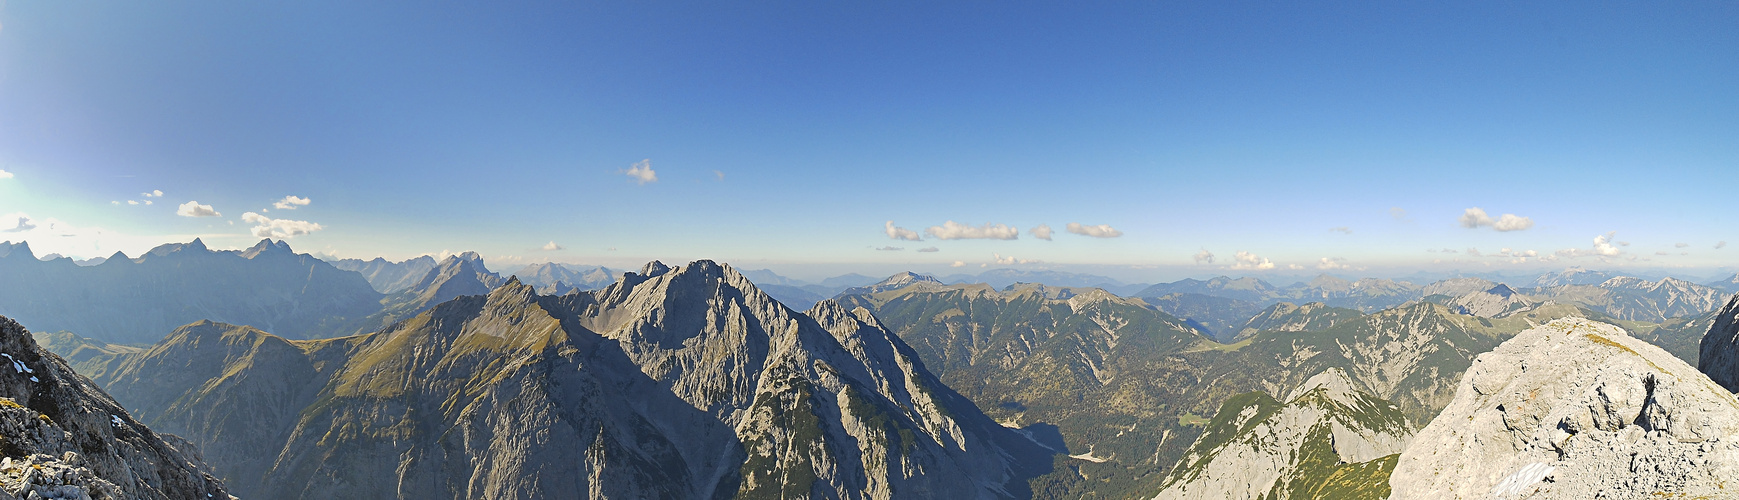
(1152, 368, 1412, 500)
(1390, 318, 1739, 499)
(0, 316, 229, 500)
(1697, 294, 1739, 392)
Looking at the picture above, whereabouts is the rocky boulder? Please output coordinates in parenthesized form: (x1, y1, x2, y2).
(1390, 318, 1739, 499)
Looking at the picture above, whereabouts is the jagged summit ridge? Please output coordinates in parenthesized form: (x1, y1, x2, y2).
(1391, 318, 1739, 499)
(1697, 293, 1739, 392)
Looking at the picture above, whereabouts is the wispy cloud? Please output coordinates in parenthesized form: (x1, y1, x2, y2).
(621, 159, 657, 184)
(1329, 226, 1352, 235)
(1719, 241, 1728, 250)
(1030, 224, 1053, 241)
(1675, 242, 1690, 248)
(1316, 257, 1353, 270)
(884, 221, 922, 241)
(2, 216, 35, 233)
(274, 196, 311, 210)
(916, 246, 939, 253)
(713, 170, 725, 181)
(1389, 207, 1408, 221)
(176, 201, 221, 217)
(926, 221, 1018, 240)
(1229, 251, 1274, 270)
(1193, 249, 1215, 264)
(1458, 207, 1534, 231)
(876, 246, 903, 251)
(1066, 222, 1122, 238)
(242, 212, 323, 239)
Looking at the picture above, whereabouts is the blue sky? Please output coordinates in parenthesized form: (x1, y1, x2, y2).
(0, 2, 1734, 281)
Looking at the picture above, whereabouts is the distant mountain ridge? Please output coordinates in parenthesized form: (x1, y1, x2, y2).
(0, 238, 384, 343)
(328, 255, 437, 293)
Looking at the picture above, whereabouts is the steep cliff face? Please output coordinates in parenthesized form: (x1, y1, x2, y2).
(0, 316, 229, 500)
(88, 261, 1050, 499)
(1697, 294, 1739, 392)
(1152, 369, 1410, 500)
(1391, 318, 1739, 499)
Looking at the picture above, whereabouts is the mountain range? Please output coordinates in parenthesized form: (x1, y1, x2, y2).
(68, 261, 1055, 499)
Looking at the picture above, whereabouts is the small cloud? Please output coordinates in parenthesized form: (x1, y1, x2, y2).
(1656, 251, 1669, 256)
(876, 246, 903, 251)
(1193, 249, 1215, 264)
(916, 247, 939, 253)
(143, 200, 153, 205)
(274, 196, 312, 210)
(1329, 226, 1352, 235)
(1065, 222, 1122, 238)
(539, 241, 564, 251)
(1316, 257, 1352, 270)
(1618, 241, 1630, 246)
(141, 190, 162, 198)
(1467, 247, 1482, 257)
(176, 201, 221, 217)
(110, 201, 119, 205)
(713, 170, 725, 181)
(884, 221, 922, 241)
(1229, 251, 1274, 270)
(1555, 231, 1623, 259)
(926, 221, 1018, 240)
(992, 252, 1038, 265)
(1287, 264, 1305, 270)
(2, 216, 35, 233)
(242, 212, 323, 239)
(950, 260, 966, 268)
(1458, 207, 1534, 232)
(1030, 224, 1053, 241)
(1389, 207, 1408, 221)
(1675, 242, 1690, 248)
(126, 200, 139, 206)
(0, 170, 12, 179)
(1719, 241, 1728, 250)
(621, 159, 657, 184)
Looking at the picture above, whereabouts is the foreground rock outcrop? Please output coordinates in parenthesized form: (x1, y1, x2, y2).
(0, 316, 229, 499)
(1391, 318, 1739, 499)
(1152, 368, 1412, 500)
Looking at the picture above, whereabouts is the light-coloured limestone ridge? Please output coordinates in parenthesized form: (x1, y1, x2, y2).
(1390, 318, 1739, 499)
(1153, 367, 1413, 500)
(1697, 293, 1739, 392)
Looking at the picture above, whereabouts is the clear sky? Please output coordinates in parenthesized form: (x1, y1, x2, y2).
(0, 2, 1734, 281)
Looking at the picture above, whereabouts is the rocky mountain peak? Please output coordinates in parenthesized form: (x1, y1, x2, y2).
(0, 241, 31, 259)
(1391, 317, 1739, 498)
(1697, 293, 1739, 392)
(639, 259, 671, 277)
(1284, 366, 1361, 402)
(1485, 283, 1516, 297)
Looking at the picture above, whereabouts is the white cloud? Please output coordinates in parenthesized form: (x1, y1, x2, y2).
(950, 260, 966, 268)
(916, 247, 939, 253)
(1229, 251, 1274, 270)
(1316, 257, 1352, 270)
(176, 201, 221, 217)
(241, 212, 323, 239)
(141, 190, 162, 198)
(0, 170, 12, 179)
(1329, 226, 1352, 235)
(884, 221, 922, 241)
(1030, 224, 1053, 241)
(876, 246, 903, 251)
(1555, 231, 1623, 259)
(2, 216, 35, 233)
(1288, 264, 1305, 270)
(274, 196, 312, 210)
(1193, 249, 1215, 264)
(143, 200, 152, 205)
(992, 252, 1038, 265)
(622, 159, 657, 184)
(925, 221, 1018, 240)
(126, 200, 139, 206)
(1675, 242, 1690, 248)
(540, 241, 564, 251)
(1458, 207, 1534, 232)
(1066, 222, 1123, 238)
